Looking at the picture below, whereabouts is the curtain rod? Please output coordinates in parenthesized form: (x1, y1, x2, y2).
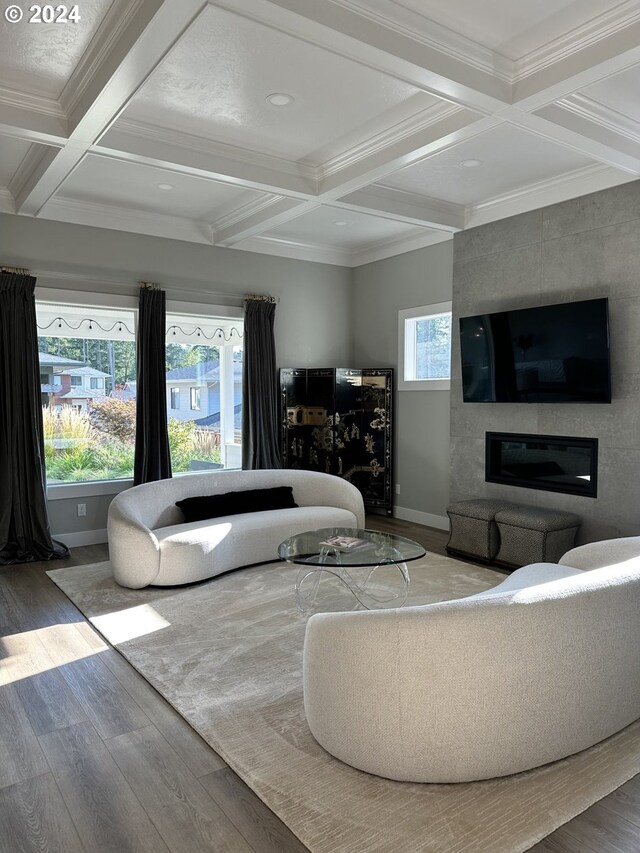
(245, 293, 279, 304)
(1, 266, 30, 274)
(28, 269, 245, 306)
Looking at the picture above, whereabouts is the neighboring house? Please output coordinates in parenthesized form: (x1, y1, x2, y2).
(39, 353, 111, 412)
(165, 360, 242, 428)
(111, 380, 137, 402)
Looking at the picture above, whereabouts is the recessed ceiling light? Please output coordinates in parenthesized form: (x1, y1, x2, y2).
(333, 220, 349, 227)
(265, 92, 295, 107)
(157, 183, 174, 190)
(459, 159, 483, 168)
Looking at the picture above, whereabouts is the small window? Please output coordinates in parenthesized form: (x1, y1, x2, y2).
(89, 377, 102, 390)
(190, 387, 201, 410)
(398, 301, 452, 391)
(52, 374, 61, 386)
(170, 387, 180, 409)
(70, 375, 82, 387)
(40, 373, 49, 385)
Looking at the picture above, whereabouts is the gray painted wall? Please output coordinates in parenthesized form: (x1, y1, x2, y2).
(450, 181, 640, 543)
(352, 241, 453, 527)
(0, 214, 353, 539)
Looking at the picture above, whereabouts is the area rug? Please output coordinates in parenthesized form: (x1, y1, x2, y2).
(48, 555, 640, 853)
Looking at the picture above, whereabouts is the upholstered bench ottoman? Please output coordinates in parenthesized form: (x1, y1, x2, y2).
(446, 499, 518, 562)
(494, 505, 581, 567)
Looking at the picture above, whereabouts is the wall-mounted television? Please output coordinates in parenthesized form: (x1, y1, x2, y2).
(459, 297, 611, 403)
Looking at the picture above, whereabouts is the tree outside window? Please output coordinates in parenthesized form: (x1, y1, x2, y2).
(398, 301, 452, 391)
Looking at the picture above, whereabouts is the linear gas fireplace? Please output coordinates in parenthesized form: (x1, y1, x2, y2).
(486, 432, 598, 498)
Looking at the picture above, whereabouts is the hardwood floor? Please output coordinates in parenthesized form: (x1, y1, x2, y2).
(1, 520, 639, 852)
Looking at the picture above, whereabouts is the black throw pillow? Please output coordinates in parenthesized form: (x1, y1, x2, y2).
(176, 486, 298, 523)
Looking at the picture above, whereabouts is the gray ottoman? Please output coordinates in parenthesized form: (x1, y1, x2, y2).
(495, 506, 581, 567)
(446, 499, 518, 562)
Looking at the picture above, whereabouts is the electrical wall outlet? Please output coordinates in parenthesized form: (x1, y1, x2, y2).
(77, 503, 86, 517)
(395, 483, 401, 495)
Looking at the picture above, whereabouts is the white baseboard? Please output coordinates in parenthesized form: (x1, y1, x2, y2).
(393, 506, 449, 531)
(52, 528, 108, 548)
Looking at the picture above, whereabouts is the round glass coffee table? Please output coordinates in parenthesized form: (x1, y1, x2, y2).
(278, 527, 426, 613)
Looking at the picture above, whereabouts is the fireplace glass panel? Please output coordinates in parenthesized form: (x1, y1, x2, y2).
(485, 432, 598, 497)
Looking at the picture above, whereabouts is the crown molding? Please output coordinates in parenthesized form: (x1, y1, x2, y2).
(210, 194, 284, 232)
(60, 0, 147, 114)
(109, 119, 318, 184)
(514, 0, 640, 82)
(465, 163, 636, 229)
(233, 234, 353, 266)
(327, 0, 513, 83)
(351, 227, 452, 267)
(8, 144, 51, 199)
(234, 224, 452, 268)
(0, 86, 65, 118)
(320, 102, 462, 180)
(558, 93, 640, 144)
(40, 195, 214, 245)
(0, 188, 15, 214)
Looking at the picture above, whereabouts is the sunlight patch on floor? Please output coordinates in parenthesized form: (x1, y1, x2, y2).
(91, 604, 171, 644)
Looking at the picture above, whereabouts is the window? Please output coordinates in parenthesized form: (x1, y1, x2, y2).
(40, 372, 49, 385)
(398, 301, 452, 391)
(37, 296, 243, 486)
(165, 309, 243, 473)
(37, 300, 137, 485)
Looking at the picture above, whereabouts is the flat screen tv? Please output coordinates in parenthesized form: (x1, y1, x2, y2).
(459, 297, 611, 403)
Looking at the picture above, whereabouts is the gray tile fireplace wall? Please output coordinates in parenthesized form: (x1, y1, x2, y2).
(450, 180, 640, 544)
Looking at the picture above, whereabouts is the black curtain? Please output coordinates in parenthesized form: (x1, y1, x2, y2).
(242, 298, 281, 469)
(0, 271, 68, 564)
(134, 286, 172, 485)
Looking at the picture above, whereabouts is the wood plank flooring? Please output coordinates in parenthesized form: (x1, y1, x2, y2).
(0, 520, 638, 852)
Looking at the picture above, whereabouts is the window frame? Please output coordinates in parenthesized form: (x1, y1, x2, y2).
(170, 387, 180, 409)
(36, 287, 244, 496)
(397, 301, 452, 391)
(189, 386, 201, 410)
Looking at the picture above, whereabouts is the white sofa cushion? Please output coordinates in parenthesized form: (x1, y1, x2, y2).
(154, 505, 358, 585)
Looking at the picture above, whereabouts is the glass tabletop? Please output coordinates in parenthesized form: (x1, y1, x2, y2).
(278, 527, 426, 567)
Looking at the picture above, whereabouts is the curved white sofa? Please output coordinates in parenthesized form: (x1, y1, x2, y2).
(560, 535, 640, 569)
(303, 549, 640, 783)
(108, 469, 364, 589)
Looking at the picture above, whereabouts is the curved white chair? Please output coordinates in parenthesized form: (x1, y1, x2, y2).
(303, 555, 640, 783)
(108, 469, 364, 589)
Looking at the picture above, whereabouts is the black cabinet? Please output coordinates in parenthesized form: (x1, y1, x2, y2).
(280, 368, 393, 514)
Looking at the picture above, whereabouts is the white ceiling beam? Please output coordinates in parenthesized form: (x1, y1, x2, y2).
(214, 198, 316, 245)
(513, 24, 640, 111)
(95, 125, 317, 197)
(211, 0, 511, 113)
(15, 0, 208, 216)
(318, 112, 498, 197)
(334, 186, 464, 231)
(503, 107, 640, 175)
(0, 99, 68, 146)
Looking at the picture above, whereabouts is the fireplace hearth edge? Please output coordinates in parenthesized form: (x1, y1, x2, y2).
(485, 432, 598, 498)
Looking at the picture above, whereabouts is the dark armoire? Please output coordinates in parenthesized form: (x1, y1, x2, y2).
(280, 368, 393, 514)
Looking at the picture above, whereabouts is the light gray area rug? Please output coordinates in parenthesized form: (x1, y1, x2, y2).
(48, 555, 640, 853)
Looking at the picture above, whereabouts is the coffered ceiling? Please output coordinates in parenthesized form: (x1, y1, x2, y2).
(1, 0, 639, 267)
